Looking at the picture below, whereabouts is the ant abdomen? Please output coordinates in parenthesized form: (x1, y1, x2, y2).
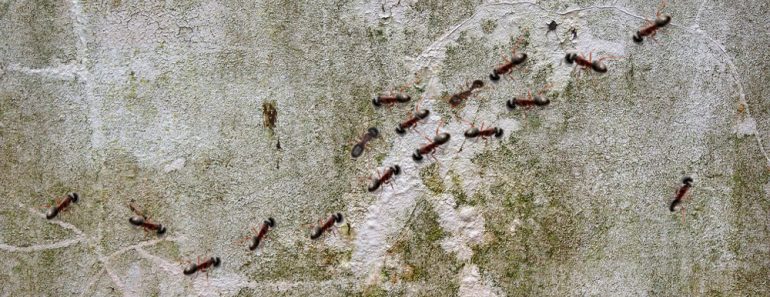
(669, 199, 681, 212)
(368, 180, 382, 192)
(183, 264, 198, 275)
(351, 144, 365, 157)
(434, 133, 450, 145)
(591, 61, 607, 73)
(45, 208, 59, 220)
(249, 237, 261, 251)
(655, 15, 671, 27)
(533, 95, 550, 106)
(129, 216, 145, 226)
(471, 80, 484, 89)
(310, 227, 324, 240)
(464, 127, 480, 138)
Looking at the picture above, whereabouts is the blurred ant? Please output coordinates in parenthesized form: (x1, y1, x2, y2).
(45, 192, 79, 220)
(565, 51, 613, 73)
(464, 124, 503, 140)
(413, 128, 451, 162)
(183, 256, 221, 276)
(507, 85, 551, 109)
(127, 201, 166, 235)
(669, 177, 693, 224)
(633, 0, 672, 43)
(396, 109, 430, 135)
(368, 165, 401, 192)
(351, 127, 379, 158)
(490, 36, 528, 81)
(373, 79, 420, 107)
(236, 218, 275, 251)
(447, 80, 484, 108)
(310, 213, 344, 240)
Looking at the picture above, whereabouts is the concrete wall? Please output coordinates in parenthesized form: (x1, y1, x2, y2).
(1, 0, 768, 296)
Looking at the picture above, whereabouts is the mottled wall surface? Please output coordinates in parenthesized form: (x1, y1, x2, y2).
(1, 0, 769, 296)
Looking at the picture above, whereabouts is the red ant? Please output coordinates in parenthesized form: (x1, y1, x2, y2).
(633, 0, 672, 43)
(310, 213, 344, 240)
(351, 127, 379, 158)
(368, 165, 401, 192)
(239, 218, 275, 251)
(669, 177, 693, 223)
(564, 51, 613, 73)
(413, 132, 451, 162)
(373, 93, 411, 107)
(183, 256, 221, 275)
(490, 37, 528, 81)
(507, 86, 551, 109)
(127, 201, 166, 235)
(447, 80, 484, 108)
(396, 109, 430, 135)
(464, 124, 503, 139)
(45, 192, 79, 220)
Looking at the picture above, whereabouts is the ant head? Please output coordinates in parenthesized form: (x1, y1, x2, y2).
(265, 217, 276, 228)
(489, 72, 501, 81)
(391, 165, 401, 175)
(129, 216, 145, 226)
(591, 61, 608, 73)
(45, 208, 58, 220)
(367, 127, 380, 138)
(395, 126, 407, 135)
(471, 80, 484, 89)
(412, 150, 424, 161)
(156, 225, 167, 235)
(632, 32, 643, 43)
(511, 52, 527, 64)
(682, 176, 693, 185)
(464, 127, 480, 138)
(506, 99, 517, 110)
(494, 127, 504, 138)
(372, 97, 382, 107)
(534, 95, 550, 106)
(655, 15, 671, 27)
(564, 53, 577, 64)
(68, 192, 79, 203)
(434, 133, 451, 145)
(212, 257, 221, 267)
(333, 213, 344, 223)
(416, 109, 430, 119)
(351, 144, 364, 158)
(396, 94, 411, 103)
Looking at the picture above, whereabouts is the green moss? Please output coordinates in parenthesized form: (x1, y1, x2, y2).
(419, 163, 444, 193)
(448, 170, 468, 206)
(481, 19, 497, 34)
(387, 199, 460, 295)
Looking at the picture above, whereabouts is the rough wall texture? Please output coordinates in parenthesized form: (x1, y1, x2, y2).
(1, 0, 769, 296)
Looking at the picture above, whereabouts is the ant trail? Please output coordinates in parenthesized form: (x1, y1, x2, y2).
(5, 63, 81, 81)
(79, 268, 105, 297)
(135, 248, 181, 276)
(106, 237, 183, 260)
(0, 237, 84, 253)
(694, 0, 708, 26)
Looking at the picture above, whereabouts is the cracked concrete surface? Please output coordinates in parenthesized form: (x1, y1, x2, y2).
(1, 0, 769, 296)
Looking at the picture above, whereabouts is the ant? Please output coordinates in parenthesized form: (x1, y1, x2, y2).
(447, 80, 484, 108)
(413, 132, 451, 162)
(632, 0, 672, 43)
(368, 165, 401, 192)
(669, 177, 693, 223)
(564, 51, 612, 73)
(127, 201, 166, 235)
(507, 86, 551, 109)
(373, 93, 411, 107)
(490, 36, 528, 81)
(464, 124, 503, 139)
(310, 213, 344, 240)
(351, 127, 379, 158)
(45, 192, 79, 220)
(183, 256, 221, 276)
(236, 218, 276, 251)
(396, 109, 430, 135)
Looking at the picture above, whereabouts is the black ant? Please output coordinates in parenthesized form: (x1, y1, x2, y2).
(669, 177, 693, 223)
(45, 192, 79, 220)
(183, 256, 221, 275)
(127, 201, 166, 235)
(490, 36, 528, 81)
(351, 127, 379, 158)
(565, 51, 613, 73)
(447, 80, 484, 108)
(633, 0, 672, 43)
(368, 165, 401, 192)
(507, 86, 551, 109)
(310, 213, 344, 240)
